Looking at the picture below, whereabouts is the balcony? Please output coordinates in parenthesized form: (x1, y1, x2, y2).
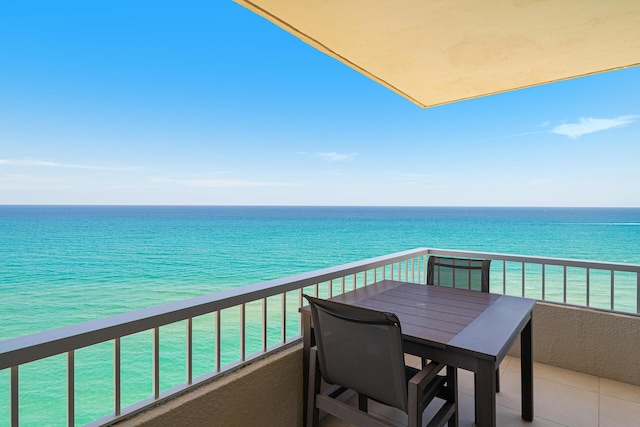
(1, 248, 640, 426)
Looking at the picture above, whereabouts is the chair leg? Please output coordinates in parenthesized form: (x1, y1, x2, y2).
(358, 393, 368, 412)
(408, 378, 422, 427)
(307, 348, 321, 427)
(446, 366, 458, 427)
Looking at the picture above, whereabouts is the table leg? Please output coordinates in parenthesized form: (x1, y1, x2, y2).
(475, 359, 497, 427)
(521, 316, 534, 421)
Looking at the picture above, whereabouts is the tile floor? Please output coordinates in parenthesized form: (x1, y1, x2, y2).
(318, 355, 640, 427)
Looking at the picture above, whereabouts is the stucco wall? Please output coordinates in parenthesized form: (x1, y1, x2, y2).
(508, 301, 640, 386)
(114, 343, 303, 427)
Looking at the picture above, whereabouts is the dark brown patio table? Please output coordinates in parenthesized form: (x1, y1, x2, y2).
(300, 280, 536, 427)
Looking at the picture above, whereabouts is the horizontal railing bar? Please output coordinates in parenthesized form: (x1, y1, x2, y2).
(426, 248, 640, 273)
(2, 247, 639, 372)
(0, 248, 429, 369)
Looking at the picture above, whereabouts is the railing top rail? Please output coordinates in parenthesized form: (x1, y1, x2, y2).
(0, 248, 429, 370)
(2, 247, 638, 370)
(425, 248, 640, 273)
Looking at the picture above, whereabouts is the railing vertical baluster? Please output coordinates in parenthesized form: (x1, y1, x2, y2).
(298, 289, 303, 335)
(522, 262, 525, 297)
(423, 256, 427, 284)
(364, 270, 367, 287)
(451, 258, 455, 287)
(187, 318, 193, 384)
(352, 273, 356, 290)
(67, 350, 74, 427)
(503, 260, 507, 295)
(373, 267, 377, 284)
(382, 264, 386, 280)
(240, 304, 246, 361)
(637, 272, 640, 314)
(314, 283, 318, 297)
(11, 366, 18, 427)
(263, 298, 268, 351)
(281, 293, 287, 343)
(215, 311, 221, 373)
(328, 279, 333, 298)
(114, 338, 121, 416)
(341, 276, 345, 294)
(390, 263, 394, 280)
(405, 260, 408, 281)
(412, 258, 415, 282)
(611, 270, 615, 310)
(542, 264, 546, 300)
(586, 268, 590, 308)
(467, 258, 471, 290)
(153, 327, 160, 399)
(563, 266, 567, 304)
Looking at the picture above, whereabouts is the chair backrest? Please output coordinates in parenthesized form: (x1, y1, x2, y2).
(304, 295, 410, 412)
(427, 255, 491, 292)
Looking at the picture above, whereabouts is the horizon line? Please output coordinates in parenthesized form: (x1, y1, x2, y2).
(1, 204, 639, 209)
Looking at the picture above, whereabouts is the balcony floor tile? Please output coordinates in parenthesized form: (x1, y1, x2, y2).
(318, 357, 640, 427)
(599, 394, 640, 426)
(599, 378, 640, 405)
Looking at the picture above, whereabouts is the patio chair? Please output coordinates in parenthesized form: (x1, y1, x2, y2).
(426, 255, 490, 292)
(304, 295, 457, 427)
(426, 255, 500, 392)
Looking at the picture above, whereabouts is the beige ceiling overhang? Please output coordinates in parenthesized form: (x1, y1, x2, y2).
(235, 0, 640, 108)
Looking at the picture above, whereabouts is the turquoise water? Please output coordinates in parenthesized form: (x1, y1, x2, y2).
(1, 206, 639, 425)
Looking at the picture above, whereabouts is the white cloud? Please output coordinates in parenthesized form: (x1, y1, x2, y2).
(551, 115, 639, 139)
(314, 152, 358, 162)
(0, 159, 133, 171)
(498, 131, 545, 139)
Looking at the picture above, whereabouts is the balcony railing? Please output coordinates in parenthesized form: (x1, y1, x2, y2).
(1, 248, 639, 426)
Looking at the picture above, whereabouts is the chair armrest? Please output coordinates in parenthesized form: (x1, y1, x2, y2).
(408, 361, 444, 389)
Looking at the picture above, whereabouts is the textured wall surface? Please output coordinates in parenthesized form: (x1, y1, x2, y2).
(115, 344, 303, 427)
(508, 302, 640, 386)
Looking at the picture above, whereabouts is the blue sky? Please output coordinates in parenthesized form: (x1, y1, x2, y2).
(1, 1, 638, 207)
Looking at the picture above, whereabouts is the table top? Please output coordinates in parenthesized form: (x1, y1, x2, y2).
(301, 280, 536, 361)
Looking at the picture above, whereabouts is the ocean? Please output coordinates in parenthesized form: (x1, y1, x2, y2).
(1, 205, 639, 425)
